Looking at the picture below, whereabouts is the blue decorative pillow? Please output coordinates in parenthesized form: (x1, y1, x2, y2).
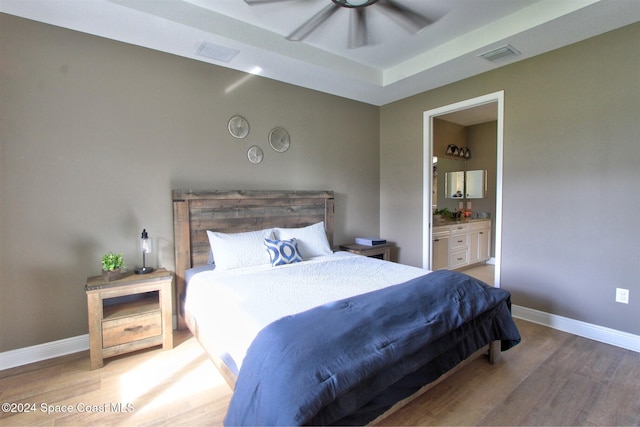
(264, 238, 303, 266)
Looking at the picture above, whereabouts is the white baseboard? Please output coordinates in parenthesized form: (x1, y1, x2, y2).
(0, 315, 179, 371)
(512, 305, 640, 353)
(2, 310, 637, 371)
(0, 334, 89, 371)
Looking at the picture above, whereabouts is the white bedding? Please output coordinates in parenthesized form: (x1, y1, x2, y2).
(185, 251, 430, 374)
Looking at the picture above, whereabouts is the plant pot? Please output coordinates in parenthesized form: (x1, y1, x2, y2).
(102, 268, 123, 281)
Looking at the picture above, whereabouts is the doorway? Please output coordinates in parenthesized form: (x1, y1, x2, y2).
(422, 91, 504, 287)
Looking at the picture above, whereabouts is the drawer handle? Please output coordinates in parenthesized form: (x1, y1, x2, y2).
(434, 239, 439, 242)
(457, 257, 463, 261)
(457, 240, 463, 243)
(124, 326, 144, 332)
(479, 232, 484, 234)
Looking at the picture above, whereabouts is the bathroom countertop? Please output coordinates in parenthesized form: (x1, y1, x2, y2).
(432, 218, 491, 227)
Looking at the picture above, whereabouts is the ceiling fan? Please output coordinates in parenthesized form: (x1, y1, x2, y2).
(243, 0, 436, 49)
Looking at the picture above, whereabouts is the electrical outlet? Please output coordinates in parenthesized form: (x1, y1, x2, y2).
(615, 288, 629, 304)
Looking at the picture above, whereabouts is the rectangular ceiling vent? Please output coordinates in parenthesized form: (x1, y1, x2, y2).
(478, 44, 521, 62)
(197, 42, 239, 63)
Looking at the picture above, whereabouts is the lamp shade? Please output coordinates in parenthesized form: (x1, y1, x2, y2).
(140, 229, 152, 254)
(135, 229, 154, 274)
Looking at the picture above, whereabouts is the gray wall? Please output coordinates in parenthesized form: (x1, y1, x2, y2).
(0, 14, 380, 352)
(380, 23, 640, 335)
(1, 14, 638, 353)
(466, 121, 497, 224)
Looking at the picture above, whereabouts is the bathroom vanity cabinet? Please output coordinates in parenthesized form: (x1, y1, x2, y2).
(432, 220, 491, 270)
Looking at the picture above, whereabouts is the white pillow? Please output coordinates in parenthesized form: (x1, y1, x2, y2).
(274, 221, 332, 258)
(207, 229, 274, 270)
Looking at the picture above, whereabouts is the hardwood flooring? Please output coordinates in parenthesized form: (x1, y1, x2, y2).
(461, 263, 495, 286)
(1, 319, 638, 426)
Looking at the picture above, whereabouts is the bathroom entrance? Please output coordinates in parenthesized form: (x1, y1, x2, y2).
(423, 91, 504, 287)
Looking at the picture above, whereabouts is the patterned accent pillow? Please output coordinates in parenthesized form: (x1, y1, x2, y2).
(264, 238, 303, 266)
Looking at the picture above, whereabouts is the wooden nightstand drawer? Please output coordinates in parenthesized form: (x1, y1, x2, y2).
(86, 268, 174, 369)
(102, 310, 162, 348)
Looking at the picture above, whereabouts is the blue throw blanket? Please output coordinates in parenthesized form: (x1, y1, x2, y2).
(225, 270, 520, 426)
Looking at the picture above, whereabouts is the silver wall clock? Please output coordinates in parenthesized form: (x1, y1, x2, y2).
(228, 115, 250, 139)
(269, 127, 290, 152)
(247, 146, 263, 164)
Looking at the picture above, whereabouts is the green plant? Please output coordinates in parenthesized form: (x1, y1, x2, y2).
(434, 208, 452, 218)
(101, 252, 126, 271)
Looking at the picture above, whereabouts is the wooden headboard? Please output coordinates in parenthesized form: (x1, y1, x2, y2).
(172, 190, 335, 330)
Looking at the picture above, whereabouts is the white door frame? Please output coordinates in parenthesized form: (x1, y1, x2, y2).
(423, 91, 504, 287)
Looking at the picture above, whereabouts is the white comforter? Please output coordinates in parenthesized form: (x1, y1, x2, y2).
(185, 251, 429, 373)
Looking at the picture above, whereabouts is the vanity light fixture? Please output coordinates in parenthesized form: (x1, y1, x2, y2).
(444, 145, 471, 159)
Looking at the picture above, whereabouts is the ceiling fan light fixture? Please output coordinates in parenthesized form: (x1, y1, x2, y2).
(333, 0, 378, 8)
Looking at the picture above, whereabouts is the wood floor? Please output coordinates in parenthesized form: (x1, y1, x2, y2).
(461, 263, 495, 286)
(1, 318, 639, 426)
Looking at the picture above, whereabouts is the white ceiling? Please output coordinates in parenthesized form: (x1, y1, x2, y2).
(2, 0, 639, 106)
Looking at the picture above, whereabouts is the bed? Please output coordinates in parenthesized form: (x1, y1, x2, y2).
(172, 190, 520, 426)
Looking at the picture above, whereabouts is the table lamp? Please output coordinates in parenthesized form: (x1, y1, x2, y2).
(135, 228, 154, 274)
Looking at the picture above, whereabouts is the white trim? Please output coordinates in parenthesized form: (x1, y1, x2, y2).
(513, 305, 640, 353)
(422, 113, 434, 270)
(0, 315, 179, 371)
(0, 334, 89, 371)
(423, 91, 504, 289)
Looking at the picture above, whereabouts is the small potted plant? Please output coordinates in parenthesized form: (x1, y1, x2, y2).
(101, 252, 126, 281)
(434, 208, 452, 221)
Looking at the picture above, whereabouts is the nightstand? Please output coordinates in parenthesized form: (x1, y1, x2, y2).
(85, 268, 174, 369)
(339, 243, 392, 261)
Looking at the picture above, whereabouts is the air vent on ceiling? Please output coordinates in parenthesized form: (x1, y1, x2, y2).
(478, 44, 520, 62)
(197, 42, 239, 63)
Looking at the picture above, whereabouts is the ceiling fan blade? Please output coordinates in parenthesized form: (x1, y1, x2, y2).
(287, 3, 340, 41)
(348, 8, 368, 49)
(377, 0, 432, 34)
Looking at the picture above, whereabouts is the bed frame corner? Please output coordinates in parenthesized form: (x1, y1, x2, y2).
(489, 340, 501, 364)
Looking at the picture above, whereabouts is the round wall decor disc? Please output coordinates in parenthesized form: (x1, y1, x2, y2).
(228, 115, 249, 139)
(269, 127, 290, 152)
(247, 146, 263, 164)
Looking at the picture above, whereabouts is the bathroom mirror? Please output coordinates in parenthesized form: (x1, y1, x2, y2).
(445, 169, 487, 199)
(445, 171, 465, 198)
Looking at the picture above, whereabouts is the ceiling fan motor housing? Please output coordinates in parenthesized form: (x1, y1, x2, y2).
(332, 0, 379, 8)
